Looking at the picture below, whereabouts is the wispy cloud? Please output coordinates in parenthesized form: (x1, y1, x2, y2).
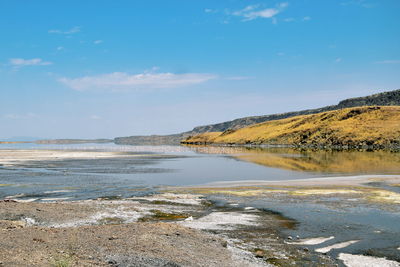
(89, 115, 101, 120)
(283, 17, 295, 22)
(3, 113, 38, 120)
(375, 60, 400, 64)
(232, 2, 288, 22)
(335, 57, 342, 63)
(341, 0, 375, 8)
(59, 71, 217, 91)
(9, 58, 52, 67)
(302, 16, 311, 21)
(204, 8, 217, 13)
(48, 26, 81, 35)
(93, 40, 103, 45)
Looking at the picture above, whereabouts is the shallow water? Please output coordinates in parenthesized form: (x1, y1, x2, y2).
(1, 143, 400, 264)
(0, 144, 318, 201)
(1, 144, 400, 200)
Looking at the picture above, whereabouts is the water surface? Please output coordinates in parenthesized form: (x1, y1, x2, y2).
(1, 143, 400, 263)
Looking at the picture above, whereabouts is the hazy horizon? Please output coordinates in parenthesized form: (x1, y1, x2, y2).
(1, 0, 399, 139)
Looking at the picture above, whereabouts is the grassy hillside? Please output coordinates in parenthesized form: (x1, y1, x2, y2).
(182, 106, 400, 149)
(115, 89, 400, 145)
(189, 89, 400, 134)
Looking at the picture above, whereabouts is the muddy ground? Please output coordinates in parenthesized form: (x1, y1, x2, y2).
(0, 194, 335, 267)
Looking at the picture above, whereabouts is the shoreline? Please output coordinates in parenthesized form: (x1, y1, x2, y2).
(0, 193, 335, 266)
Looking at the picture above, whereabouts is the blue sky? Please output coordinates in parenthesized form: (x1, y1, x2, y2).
(1, 0, 399, 139)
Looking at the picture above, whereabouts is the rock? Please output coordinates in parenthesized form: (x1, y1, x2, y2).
(287, 236, 293, 240)
(221, 240, 228, 248)
(0, 199, 17, 203)
(254, 250, 265, 258)
(107, 259, 117, 265)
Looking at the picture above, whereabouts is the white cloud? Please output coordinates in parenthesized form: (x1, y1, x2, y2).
(232, 2, 288, 21)
(302, 16, 311, 21)
(94, 40, 103, 45)
(57, 46, 64, 51)
(341, 0, 375, 8)
(48, 26, 81, 35)
(375, 60, 400, 64)
(283, 18, 295, 22)
(335, 57, 342, 63)
(90, 115, 101, 120)
(204, 8, 217, 13)
(9, 58, 52, 67)
(3, 113, 38, 119)
(59, 71, 217, 91)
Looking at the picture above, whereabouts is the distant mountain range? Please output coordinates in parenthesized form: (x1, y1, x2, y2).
(115, 89, 400, 145)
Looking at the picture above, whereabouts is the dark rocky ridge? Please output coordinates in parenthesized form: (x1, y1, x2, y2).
(115, 89, 400, 145)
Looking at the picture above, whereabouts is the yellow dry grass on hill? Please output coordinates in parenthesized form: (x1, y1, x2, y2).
(182, 106, 400, 147)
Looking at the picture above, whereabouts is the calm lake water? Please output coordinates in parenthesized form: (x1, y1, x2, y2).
(1, 143, 400, 263)
(1, 143, 400, 200)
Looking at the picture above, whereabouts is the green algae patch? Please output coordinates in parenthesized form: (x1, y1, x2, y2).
(366, 189, 400, 204)
(251, 248, 317, 267)
(288, 189, 362, 196)
(181, 186, 288, 197)
(51, 254, 73, 267)
(204, 189, 288, 197)
(139, 210, 189, 222)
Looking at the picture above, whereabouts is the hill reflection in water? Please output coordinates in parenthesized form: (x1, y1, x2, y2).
(185, 145, 400, 175)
